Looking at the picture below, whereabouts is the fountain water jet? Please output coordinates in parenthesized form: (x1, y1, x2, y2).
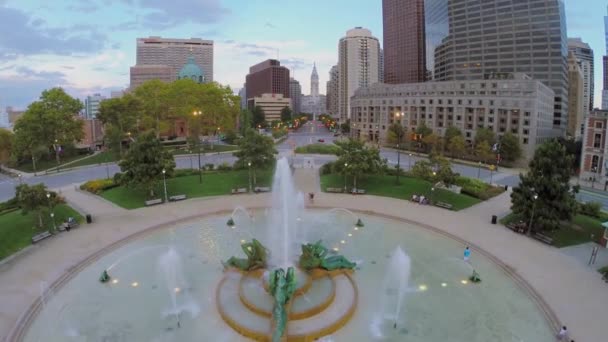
(158, 247, 200, 328)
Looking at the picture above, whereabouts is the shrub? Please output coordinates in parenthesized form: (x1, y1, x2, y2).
(456, 176, 505, 200)
(80, 179, 118, 194)
(173, 169, 196, 178)
(579, 201, 602, 218)
(205, 163, 215, 171)
(320, 162, 335, 175)
(217, 162, 232, 171)
(295, 143, 341, 155)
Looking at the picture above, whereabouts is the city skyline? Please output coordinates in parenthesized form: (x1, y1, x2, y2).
(0, 0, 605, 109)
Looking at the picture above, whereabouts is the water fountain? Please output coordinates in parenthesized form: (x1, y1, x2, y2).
(158, 247, 200, 328)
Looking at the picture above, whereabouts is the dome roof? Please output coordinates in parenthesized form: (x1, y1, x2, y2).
(178, 56, 205, 83)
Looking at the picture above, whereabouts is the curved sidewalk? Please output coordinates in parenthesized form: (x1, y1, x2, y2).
(1, 192, 606, 341)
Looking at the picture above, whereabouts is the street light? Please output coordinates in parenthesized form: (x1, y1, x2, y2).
(50, 212, 56, 232)
(17, 174, 22, 184)
(46, 193, 55, 232)
(162, 169, 168, 203)
(192, 110, 203, 184)
(248, 162, 252, 193)
(394, 112, 403, 185)
(408, 153, 413, 171)
(477, 161, 482, 179)
(527, 194, 539, 236)
(431, 187, 435, 205)
(490, 165, 495, 184)
(344, 163, 348, 192)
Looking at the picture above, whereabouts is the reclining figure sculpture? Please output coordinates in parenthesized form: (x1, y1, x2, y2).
(223, 239, 268, 271)
(299, 240, 357, 271)
(269, 267, 297, 342)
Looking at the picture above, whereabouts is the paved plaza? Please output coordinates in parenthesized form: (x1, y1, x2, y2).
(0, 167, 607, 341)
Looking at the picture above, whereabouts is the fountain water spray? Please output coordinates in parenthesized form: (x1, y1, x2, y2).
(158, 247, 199, 328)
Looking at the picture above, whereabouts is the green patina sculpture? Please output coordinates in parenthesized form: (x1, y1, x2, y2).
(269, 267, 297, 342)
(223, 239, 268, 271)
(99, 270, 110, 283)
(226, 217, 235, 227)
(470, 270, 481, 283)
(355, 218, 364, 227)
(299, 240, 357, 271)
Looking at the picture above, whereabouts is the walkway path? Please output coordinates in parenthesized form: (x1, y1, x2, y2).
(1, 176, 607, 341)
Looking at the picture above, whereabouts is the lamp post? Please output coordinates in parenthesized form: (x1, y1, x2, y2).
(50, 212, 56, 232)
(248, 162, 252, 193)
(527, 194, 539, 236)
(17, 174, 22, 185)
(408, 153, 413, 171)
(431, 187, 435, 205)
(395, 112, 403, 185)
(344, 163, 348, 192)
(46, 193, 55, 231)
(490, 165, 494, 185)
(477, 161, 482, 179)
(192, 110, 203, 183)
(162, 169, 168, 203)
(54, 139, 60, 169)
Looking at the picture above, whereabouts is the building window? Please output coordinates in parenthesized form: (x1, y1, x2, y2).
(596, 121, 604, 129)
(523, 138, 528, 144)
(594, 133, 602, 148)
(592, 155, 600, 171)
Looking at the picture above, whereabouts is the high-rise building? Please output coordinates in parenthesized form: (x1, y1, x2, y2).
(434, 0, 569, 131)
(289, 78, 302, 114)
(0, 109, 8, 128)
(245, 59, 290, 108)
(84, 93, 106, 119)
(310, 63, 319, 97)
(568, 38, 594, 112)
(338, 27, 381, 122)
(250, 94, 291, 122)
(567, 52, 585, 140)
(110, 90, 125, 99)
(6, 107, 24, 124)
(425, 0, 449, 80)
(238, 85, 247, 110)
(135, 36, 213, 81)
(129, 65, 173, 90)
(350, 73, 557, 160)
(382, 0, 426, 84)
(603, 57, 608, 110)
(326, 65, 339, 117)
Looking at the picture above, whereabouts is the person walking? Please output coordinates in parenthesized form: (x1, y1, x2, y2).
(463, 246, 471, 263)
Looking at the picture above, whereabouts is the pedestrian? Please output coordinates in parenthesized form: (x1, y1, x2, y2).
(556, 326, 567, 341)
(463, 246, 471, 263)
(309, 192, 315, 203)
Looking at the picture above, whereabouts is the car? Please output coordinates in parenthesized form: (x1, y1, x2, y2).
(317, 139, 325, 143)
(333, 133, 341, 137)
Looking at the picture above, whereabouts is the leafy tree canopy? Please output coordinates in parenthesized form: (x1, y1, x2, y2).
(335, 139, 386, 189)
(280, 107, 292, 122)
(499, 132, 522, 162)
(474, 127, 496, 147)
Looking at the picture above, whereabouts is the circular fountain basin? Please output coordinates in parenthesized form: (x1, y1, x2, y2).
(21, 211, 557, 341)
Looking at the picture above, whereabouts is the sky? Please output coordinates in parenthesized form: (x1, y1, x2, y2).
(0, 0, 606, 110)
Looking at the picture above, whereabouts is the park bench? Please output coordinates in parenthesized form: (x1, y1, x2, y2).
(145, 198, 163, 206)
(326, 188, 343, 193)
(351, 188, 366, 195)
(169, 194, 187, 202)
(506, 221, 527, 234)
(254, 187, 271, 193)
(59, 218, 80, 231)
(532, 232, 554, 245)
(32, 231, 52, 243)
(435, 201, 453, 210)
(231, 188, 248, 194)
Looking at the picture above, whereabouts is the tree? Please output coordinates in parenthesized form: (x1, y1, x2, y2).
(558, 137, 582, 172)
(416, 122, 433, 137)
(97, 94, 140, 156)
(280, 107, 292, 122)
(474, 127, 496, 148)
(233, 129, 277, 186)
(0, 128, 14, 167)
(475, 141, 493, 164)
(133, 80, 170, 138)
(448, 135, 466, 159)
(387, 123, 406, 145)
(444, 125, 462, 145)
(13, 88, 84, 168)
(511, 140, 579, 232)
(252, 106, 266, 128)
(340, 119, 351, 134)
(15, 183, 58, 229)
(239, 109, 253, 135)
(499, 132, 522, 163)
(335, 138, 385, 190)
(431, 155, 458, 187)
(422, 133, 442, 154)
(118, 131, 176, 198)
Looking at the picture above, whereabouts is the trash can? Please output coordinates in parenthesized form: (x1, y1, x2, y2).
(491, 215, 497, 224)
(86, 214, 92, 224)
(504, 185, 508, 191)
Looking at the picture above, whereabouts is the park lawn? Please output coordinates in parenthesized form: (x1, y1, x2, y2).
(67, 151, 121, 168)
(320, 173, 481, 211)
(169, 144, 239, 156)
(13, 154, 91, 173)
(294, 143, 340, 155)
(500, 212, 606, 247)
(0, 204, 84, 260)
(100, 169, 273, 209)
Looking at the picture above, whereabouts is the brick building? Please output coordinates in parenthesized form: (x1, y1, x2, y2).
(580, 110, 608, 190)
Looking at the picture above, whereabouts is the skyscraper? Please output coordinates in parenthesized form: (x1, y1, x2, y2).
(326, 65, 339, 117)
(84, 93, 106, 119)
(245, 59, 290, 108)
(338, 27, 381, 121)
(382, 0, 426, 83)
(603, 6, 608, 110)
(568, 38, 594, 112)
(567, 52, 585, 140)
(310, 63, 319, 97)
(425, 0, 449, 80)
(434, 0, 569, 131)
(289, 78, 302, 114)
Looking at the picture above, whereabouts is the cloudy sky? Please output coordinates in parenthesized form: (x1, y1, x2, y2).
(0, 0, 605, 110)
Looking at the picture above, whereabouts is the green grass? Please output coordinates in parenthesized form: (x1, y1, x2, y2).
(295, 143, 340, 155)
(320, 173, 481, 211)
(100, 169, 273, 209)
(13, 154, 92, 173)
(500, 212, 606, 247)
(169, 145, 239, 156)
(67, 151, 120, 168)
(0, 204, 83, 260)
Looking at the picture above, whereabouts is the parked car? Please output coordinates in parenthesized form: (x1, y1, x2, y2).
(318, 139, 325, 143)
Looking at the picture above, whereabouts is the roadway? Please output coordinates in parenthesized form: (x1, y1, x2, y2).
(0, 121, 605, 208)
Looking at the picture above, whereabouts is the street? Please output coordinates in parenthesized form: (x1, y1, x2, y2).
(0, 121, 604, 208)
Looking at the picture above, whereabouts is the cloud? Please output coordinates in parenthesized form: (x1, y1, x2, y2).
(0, 67, 68, 108)
(113, 0, 230, 29)
(264, 22, 276, 29)
(67, 0, 100, 12)
(0, 6, 107, 58)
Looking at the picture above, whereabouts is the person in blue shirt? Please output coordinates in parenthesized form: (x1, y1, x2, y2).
(463, 246, 471, 263)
